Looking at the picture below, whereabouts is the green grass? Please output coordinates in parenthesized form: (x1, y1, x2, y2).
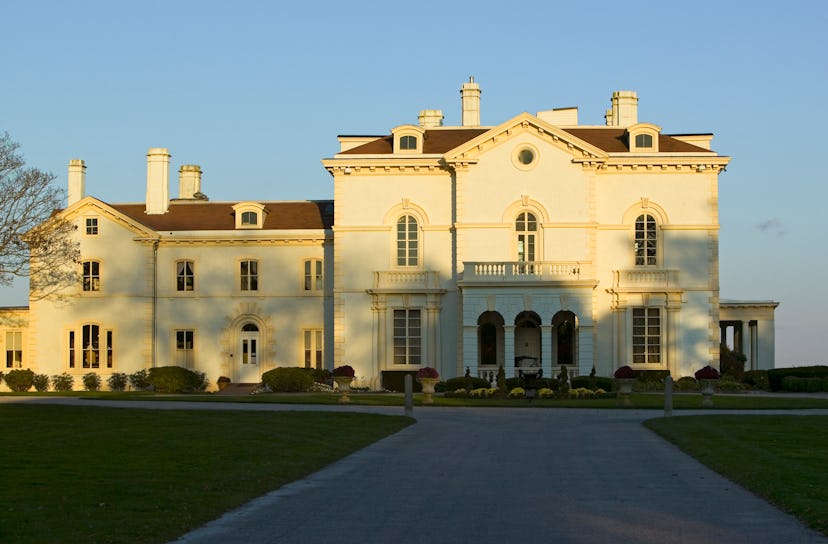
(66, 391, 828, 410)
(645, 415, 828, 535)
(0, 405, 413, 544)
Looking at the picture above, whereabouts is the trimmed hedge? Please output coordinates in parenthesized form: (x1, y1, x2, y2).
(4, 369, 34, 392)
(148, 366, 208, 393)
(437, 376, 492, 393)
(381, 370, 422, 392)
(741, 370, 769, 391)
(781, 376, 828, 393)
(768, 365, 828, 391)
(261, 367, 314, 392)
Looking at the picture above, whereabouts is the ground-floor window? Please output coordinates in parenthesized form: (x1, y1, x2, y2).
(393, 309, 421, 365)
(68, 325, 113, 369)
(175, 330, 195, 369)
(632, 307, 661, 364)
(5, 331, 22, 368)
(303, 329, 323, 369)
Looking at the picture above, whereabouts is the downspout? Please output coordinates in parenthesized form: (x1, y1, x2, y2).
(152, 240, 159, 368)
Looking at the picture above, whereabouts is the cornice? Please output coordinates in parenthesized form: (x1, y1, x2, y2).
(322, 157, 448, 176)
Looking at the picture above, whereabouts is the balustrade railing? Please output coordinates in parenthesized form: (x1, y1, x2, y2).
(463, 261, 585, 282)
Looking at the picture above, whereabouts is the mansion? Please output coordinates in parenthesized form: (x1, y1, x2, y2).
(0, 81, 778, 389)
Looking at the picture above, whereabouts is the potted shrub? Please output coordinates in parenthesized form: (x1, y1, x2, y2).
(614, 365, 637, 406)
(695, 365, 721, 407)
(416, 367, 440, 405)
(332, 365, 355, 403)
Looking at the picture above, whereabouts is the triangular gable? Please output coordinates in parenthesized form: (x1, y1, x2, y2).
(443, 112, 609, 164)
(60, 197, 159, 239)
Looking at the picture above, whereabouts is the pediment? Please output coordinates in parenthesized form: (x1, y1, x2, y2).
(443, 112, 608, 165)
(61, 197, 159, 238)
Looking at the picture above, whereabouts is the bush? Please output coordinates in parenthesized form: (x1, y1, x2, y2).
(32, 374, 50, 392)
(716, 378, 746, 392)
(571, 376, 614, 391)
(508, 387, 525, 398)
(768, 366, 828, 392)
(52, 373, 74, 392)
(148, 366, 208, 393)
(311, 368, 332, 385)
(261, 367, 314, 393)
(107, 372, 128, 391)
(4, 369, 35, 392)
(741, 370, 769, 391)
(129, 369, 150, 390)
(674, 376, 698, 391)
(82, 372, 101, 391)
(637, 370, 671, 385)
(437, 376, 493, 393)
(720, 345, 747, 380)
(781, 376, 828, 393)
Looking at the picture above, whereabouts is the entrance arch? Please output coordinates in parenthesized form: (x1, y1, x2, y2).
(478, 311, 504, 370)
(552, 311, 578, 367)
(238, 322, 260, 382)
(514, 311, 541, 371)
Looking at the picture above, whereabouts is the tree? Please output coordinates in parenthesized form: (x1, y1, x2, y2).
(0, 133, 79, 299)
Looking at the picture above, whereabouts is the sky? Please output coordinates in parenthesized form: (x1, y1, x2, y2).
(1, 0, 826, 366)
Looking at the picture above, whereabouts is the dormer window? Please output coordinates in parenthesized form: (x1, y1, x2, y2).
(241, 211, 258, 226)
(233, 202, 267, 229)
(627, 123, 661, 153)
(391, 125, 425, 154)
(634, 134, 653, 148)
(400, 135, 417, 150)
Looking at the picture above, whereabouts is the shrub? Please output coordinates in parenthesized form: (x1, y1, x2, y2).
(468, 387, 499, 398)
(107, 372, 128, 391)
(637, 370, 671, 386)
(32, 374, 50, 392)
(508, 387, 525, 398)
(781, 376, 828, 393)
(261, 367, 314, 393)
(147, 366, 207, 393)
(129, 369, 150, 390)
(437, 376, 491, 393)
(720, 344, 747, 380)
(52, 373, 74, 392)
(82, 372, 101, 391)
(674, 376, 698, 391)
(741, 370, 769, 391)
(4, 369, 35, 392)
(311, 368, 331, 385)
(716, 378, 746, 392)
(496, 365, 506, 392)
(538, 388, 555, 398)
(571, 376, 614, 391)
(768, 366, 828, 392)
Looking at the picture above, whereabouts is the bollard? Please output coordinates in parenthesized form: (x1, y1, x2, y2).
(664, 376, 673, 417)
(404, 374, 413, 417)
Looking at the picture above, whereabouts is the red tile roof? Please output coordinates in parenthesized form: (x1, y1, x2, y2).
(110, 201, 334, 232)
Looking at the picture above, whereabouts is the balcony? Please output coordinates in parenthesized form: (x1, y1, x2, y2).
(613, 268, 680, 290)
(461, 261, 590, 284)
(372, 270, 442, 291)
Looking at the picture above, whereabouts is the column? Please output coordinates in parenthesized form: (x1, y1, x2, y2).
(734, 321, 744, 355)
(749, 320, 758, 371)
(504, 325, 515, 378)
(541, 324, 553, 379)
(372, 295, 387, 371)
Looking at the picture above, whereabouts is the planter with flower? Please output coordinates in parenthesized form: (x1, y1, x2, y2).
(614, 365, 637, 406)
(333, 365, 356, 403)
(416, 367, 440, 404)
(694, 365, 721, 407)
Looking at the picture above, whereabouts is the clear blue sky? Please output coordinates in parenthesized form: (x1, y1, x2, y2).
(2, 0, 826, 366)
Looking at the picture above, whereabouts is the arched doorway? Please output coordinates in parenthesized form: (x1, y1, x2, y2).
(552, 311, 578, 368)
(478, 312, 504, 378)
(514, 311, 541, 371)
(238, 323, 260, 382)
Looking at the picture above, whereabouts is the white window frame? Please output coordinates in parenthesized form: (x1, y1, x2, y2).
(304, 259, 323, 292)
(176, 260, 195, 292)
(396, 215, 419, 268)
(5, 331, 23, 368)
(632, 307, 661, 365)
(634, 214, 658, 266)
(303, 329, 324, 369)
(82, 260, 100, 292)
(175, 330, 195, 369)
(393, 308, 422, 365)
(85, 217, 99, 236)
(240, 260, 259, 291)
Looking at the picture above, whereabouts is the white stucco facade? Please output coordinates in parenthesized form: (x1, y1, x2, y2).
(0, 82, 778, 389)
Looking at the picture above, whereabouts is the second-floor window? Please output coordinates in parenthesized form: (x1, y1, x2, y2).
(396, 215, 419, 267)
(240, 260, 258, 291)
(304, 259, 323, 291)
(82, 261, 100, 291)
(635, 214, 657, 266)
(85, 217, 98, 235)
(515, 212, 537, 270)
(177, 261, 194, 291)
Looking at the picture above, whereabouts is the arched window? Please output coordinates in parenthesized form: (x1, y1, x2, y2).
(515, 212, 537, 272)
(400, 135, 417, 150)
(635, 214, 657, 266)
(635, 134, 653, 148)
(241, 211, 258, 225)
(396, 215, 419, 267)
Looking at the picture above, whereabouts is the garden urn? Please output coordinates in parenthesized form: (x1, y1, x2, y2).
(334, 376, 354, 403)
(418, 378, 439, 405)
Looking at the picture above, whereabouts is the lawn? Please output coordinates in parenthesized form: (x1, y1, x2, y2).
(0, 405, 413, 544)
(645, 415, 828, 536)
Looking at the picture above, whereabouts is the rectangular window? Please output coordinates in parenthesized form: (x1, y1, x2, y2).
(303, 329, 323, 369)
(632, 308, 661, 364)
(106, 330, 113, 368)
(240, 260, 258, 291)
(175, 330, 195, 369)
(177, 261, 194, 291)
(82, 324, 100, 369)
(5, 331, 22, 368)
(393, 309, 421, 365)
(68, 331, 75, 368)
(85, 217, 99, 235)
(82, 261, 100, 291)
(304, 259, 323, 291)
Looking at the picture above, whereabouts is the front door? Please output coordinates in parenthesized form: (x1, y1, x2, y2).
(239, 323, 260, 382)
